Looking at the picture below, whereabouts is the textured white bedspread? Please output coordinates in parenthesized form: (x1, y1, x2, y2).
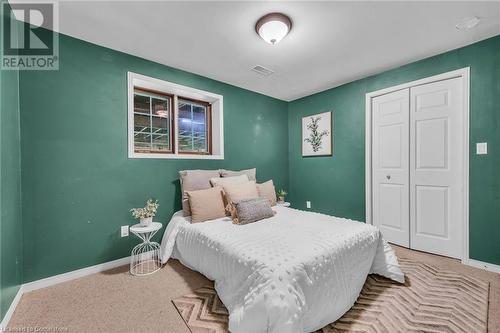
(161, 206, 404, 333)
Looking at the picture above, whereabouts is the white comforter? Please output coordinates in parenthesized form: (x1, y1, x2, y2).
(161, 206, 404, 333)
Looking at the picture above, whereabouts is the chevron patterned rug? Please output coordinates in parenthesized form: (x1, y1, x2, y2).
(171, 258, 489, 333)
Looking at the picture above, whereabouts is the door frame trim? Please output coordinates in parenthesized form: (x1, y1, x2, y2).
(365, 67, 470, 262)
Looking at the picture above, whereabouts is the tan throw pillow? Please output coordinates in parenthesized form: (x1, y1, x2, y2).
(223, 181, 259, 204)
(186, 186, 226, 223)
(220, 168, 256, 181)
(210, 174, 249, 187)
(257, 180, 277, 206)
(225, 202, 239, 224)
(180, 169, 221, 216)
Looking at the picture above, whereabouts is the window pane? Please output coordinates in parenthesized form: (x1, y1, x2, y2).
(151, 116, 169, 135)
(192, 105, 208, 151)
(133, 90, 172, 153)
(151, 116, 169, 150)
(178, 99, 209, 153)
(134, 114, 150, 130)
(152, 134, 169, 152)
(152, 96, 169, 118)
(178, 101, 192, 151)
(134, 93, 150, 114)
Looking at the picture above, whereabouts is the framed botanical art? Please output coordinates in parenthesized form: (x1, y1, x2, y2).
(302, 111, 332, 157)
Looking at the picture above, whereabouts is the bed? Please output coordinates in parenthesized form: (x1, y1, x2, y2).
(160, 205, 404, 333)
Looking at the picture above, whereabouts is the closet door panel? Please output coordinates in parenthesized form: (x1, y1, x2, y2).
(372, 89, 410, 247)
(409, 77, 464, 258)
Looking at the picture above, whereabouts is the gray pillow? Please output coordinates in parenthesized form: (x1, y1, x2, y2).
(234, 197, 274, 225)
(220, 168, 256, 181)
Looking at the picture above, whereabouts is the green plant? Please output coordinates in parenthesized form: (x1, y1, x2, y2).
(304, 116, 329, 152)
(130, 199, 159, 219)
(277, 189, 288, 198)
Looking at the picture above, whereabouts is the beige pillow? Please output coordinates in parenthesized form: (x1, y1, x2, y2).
(210, 174, 249, 187)
(180, 169, 221, 216)
(220, 168, 256, 181)
(186, 186, 226, 223)
(257, 180, 277, 206)
(223, 181, 259, 204)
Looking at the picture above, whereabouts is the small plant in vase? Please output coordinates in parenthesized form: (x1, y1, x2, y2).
(130, 199, 159, 226)
(276, 189, 287, 204)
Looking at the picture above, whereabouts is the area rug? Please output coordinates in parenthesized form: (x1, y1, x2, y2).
(171, 258, 489, 333)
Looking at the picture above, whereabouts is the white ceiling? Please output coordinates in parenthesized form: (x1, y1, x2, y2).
(17, 1, 500, 101)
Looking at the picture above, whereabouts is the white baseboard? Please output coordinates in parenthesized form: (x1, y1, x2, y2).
(1, 256, 130, 328)
(0, 286, 24, 330)
(23, 256, 130, 292)
(463, 258, 500, 274)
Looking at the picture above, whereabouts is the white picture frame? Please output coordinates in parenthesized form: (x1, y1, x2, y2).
(302, 111, 332, 157)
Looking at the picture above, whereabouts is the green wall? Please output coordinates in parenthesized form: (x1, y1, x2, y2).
(19, 33, 289, 283)
(0, 3, 23, 319)
(288, 35, 500, 265)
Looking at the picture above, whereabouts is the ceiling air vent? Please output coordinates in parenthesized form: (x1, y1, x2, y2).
(251, 65, 274, 76)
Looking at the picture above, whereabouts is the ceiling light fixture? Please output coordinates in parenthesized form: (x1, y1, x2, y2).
(456, 16, 480, 30)
(255, 12, 292, 45)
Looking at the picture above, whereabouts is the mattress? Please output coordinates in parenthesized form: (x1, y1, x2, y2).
(160, 206, 404, 333)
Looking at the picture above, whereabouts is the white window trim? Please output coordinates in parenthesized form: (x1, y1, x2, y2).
(127, 71, 224, 160)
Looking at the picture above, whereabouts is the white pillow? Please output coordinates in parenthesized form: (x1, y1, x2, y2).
(210, 174, 249, 187)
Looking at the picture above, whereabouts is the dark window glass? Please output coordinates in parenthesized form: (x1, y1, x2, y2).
(133, 89, 171, 153)
(178, 98, 209, 153)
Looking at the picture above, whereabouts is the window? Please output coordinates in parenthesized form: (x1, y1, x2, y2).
(178, 98, 211, 154)
(128, 72, 223, 159)
(133, 89, 173, 154)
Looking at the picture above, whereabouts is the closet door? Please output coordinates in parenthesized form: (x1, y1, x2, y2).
(409, 77, 464, 258)
(372, 89, 410, 247)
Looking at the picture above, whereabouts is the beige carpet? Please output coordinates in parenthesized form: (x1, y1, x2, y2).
(8, 246, 500, 332)
(172, 258, 489, 333)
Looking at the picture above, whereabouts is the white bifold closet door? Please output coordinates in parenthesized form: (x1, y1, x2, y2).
(372, 89, 410, 247)
(409, 78, 464, 258)
(372, 77, 464, 259)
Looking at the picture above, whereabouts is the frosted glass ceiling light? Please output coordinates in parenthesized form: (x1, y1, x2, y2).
(255, 13, 292, 45)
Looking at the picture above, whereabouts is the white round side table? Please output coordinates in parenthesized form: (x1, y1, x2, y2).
(129, 222, 162, 276)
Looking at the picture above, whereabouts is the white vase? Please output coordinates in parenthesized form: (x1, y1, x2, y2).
(140, 216, 153, 226)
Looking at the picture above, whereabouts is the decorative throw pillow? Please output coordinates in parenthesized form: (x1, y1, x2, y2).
(257, 180, 277, 206)
(225, 202, 239, 223)
(223, 180, 259, 204)
(186, 186, 226, 223)
(210, 174, 249, 187)
(179, 169, 221, 216)
(220, 168, 256, 181)
(231, 197, 274, 225)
